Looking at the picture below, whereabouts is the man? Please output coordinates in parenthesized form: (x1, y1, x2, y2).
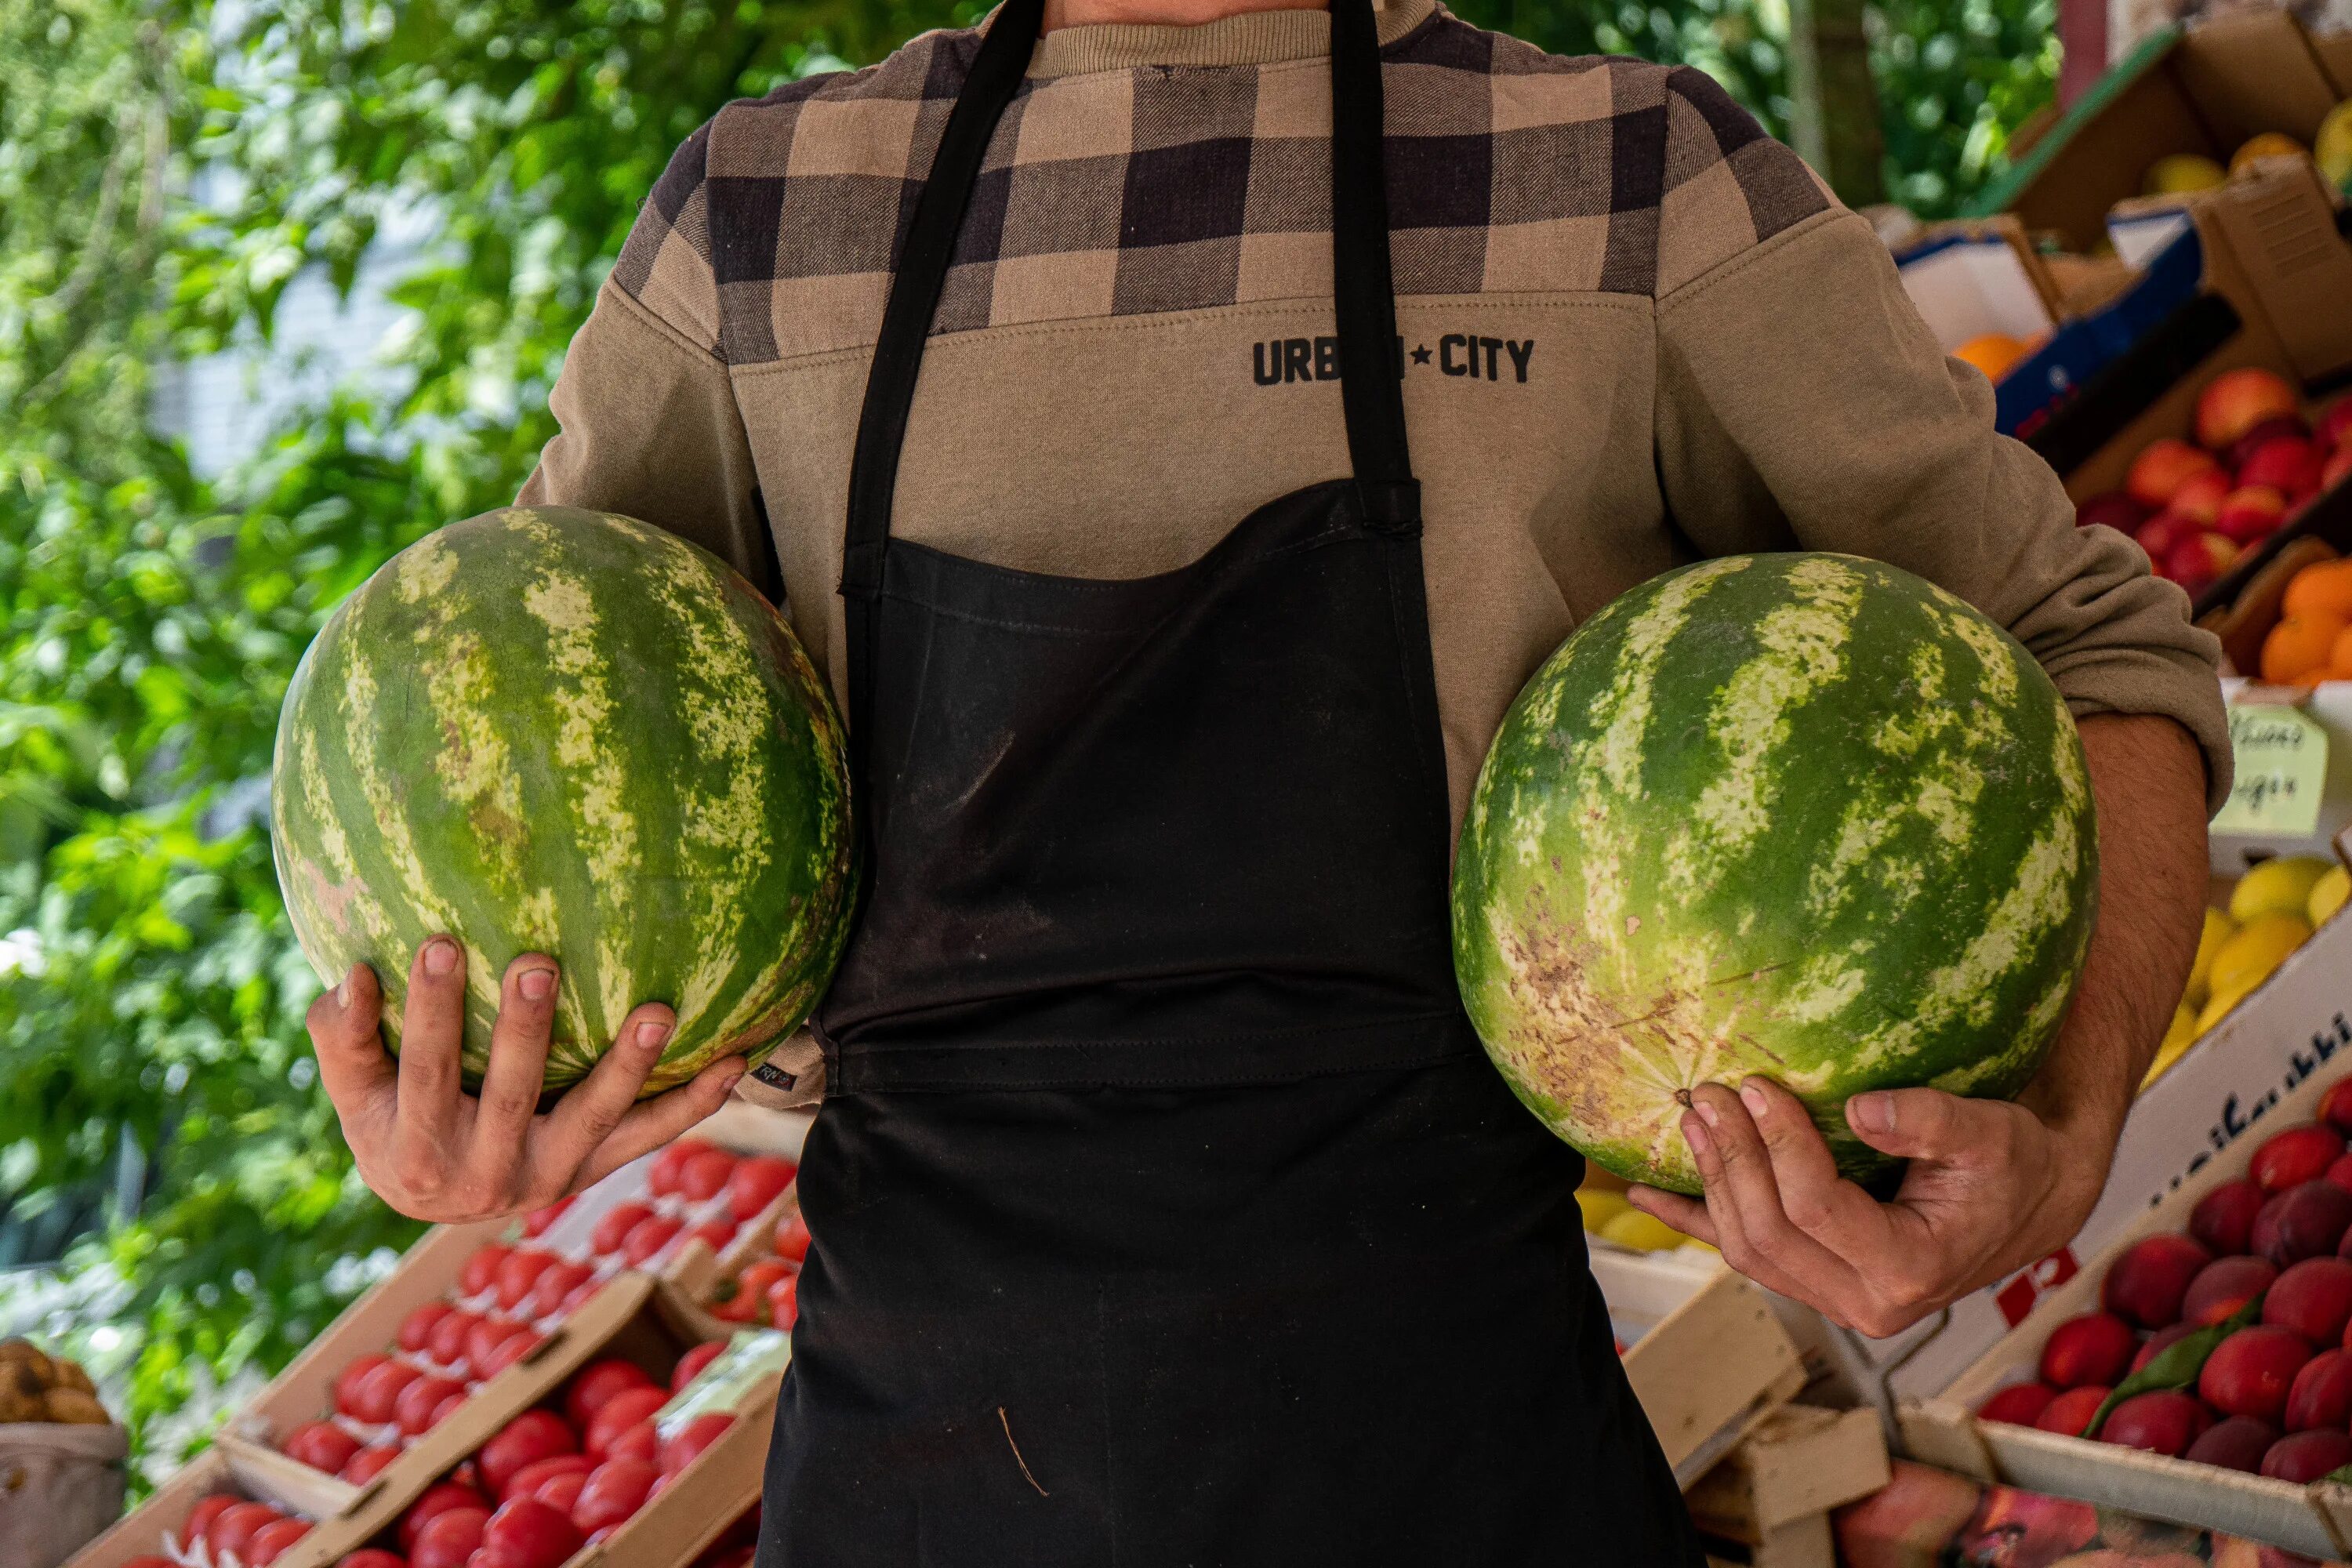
(305, 0, 2225, 1559)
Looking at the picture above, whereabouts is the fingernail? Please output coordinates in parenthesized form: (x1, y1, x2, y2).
(1740, 1081, 1768, 1118)
(519, 967, 554, 1001)
(1851, 1092, 1894, 1134)
(1682, 1116, 1712, 1158)
(718, 1061, 746, 1092)
(423, 938, 457, 975)
(636, 1019, 673, 1050)
(1695, 1098, 1719, 1127)
(336, 967, 355, 1007)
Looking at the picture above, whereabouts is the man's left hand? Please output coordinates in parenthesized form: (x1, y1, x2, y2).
(1627, 1076, 2109, 1339)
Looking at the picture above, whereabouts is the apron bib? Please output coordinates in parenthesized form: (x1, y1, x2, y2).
(758, 0, 1702, 1559)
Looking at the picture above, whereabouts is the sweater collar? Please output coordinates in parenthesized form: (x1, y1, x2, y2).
(1024, 0, 1438, 78)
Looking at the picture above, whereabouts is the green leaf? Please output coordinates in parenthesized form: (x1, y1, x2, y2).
(2081, 1296, 2265, 1439)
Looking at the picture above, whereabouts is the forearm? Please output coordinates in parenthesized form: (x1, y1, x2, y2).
(2019, 712, 2212, 1173)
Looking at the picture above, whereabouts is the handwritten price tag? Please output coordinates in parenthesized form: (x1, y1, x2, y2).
(2211, 704, 2329, 837)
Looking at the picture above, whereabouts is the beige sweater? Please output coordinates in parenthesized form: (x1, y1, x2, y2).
(520, 0, 2229, 1098)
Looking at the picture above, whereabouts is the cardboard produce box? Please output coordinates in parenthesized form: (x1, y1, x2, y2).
(1895, 1006, 2352, 1560)
(1687, 1403, 1889, 1568)
(1589, 1247, 1807, 1484)
(63, 1440, 358, 1568)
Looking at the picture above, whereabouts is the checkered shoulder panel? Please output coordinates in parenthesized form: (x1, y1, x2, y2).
(608, 9, 1832, 364)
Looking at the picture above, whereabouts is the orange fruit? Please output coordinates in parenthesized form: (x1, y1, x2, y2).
(2332, 622, 2352, 681)
(2262, 612, 2349, 684)
(1954, 333, 2031, 383)
(2284, 560, 2352, 620)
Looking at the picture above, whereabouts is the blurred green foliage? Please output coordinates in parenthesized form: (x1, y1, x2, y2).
(0, 0, 2053, 1481)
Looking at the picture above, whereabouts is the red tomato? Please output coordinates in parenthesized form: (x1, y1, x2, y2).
(659, 1414, 736, 1478)
(564, 1358, 656, 1431)
(338, 1553, 409, 1568)
(459, 1243, 511, 1298)
(477, 1329, 544, 1379)
(335, 1352, 391, 1417)
(400, 1481, 491, 1552)
(282, 1419, 361, 1474)
(622, 1214, 683, 1269)
(585, 1386, 670, 1459)
(425, 1307, 480, 1370)
(687, 1218, 738, 1255)
(505, 1454, 593, 1505)
(481, 1495, 583, 1568)
(766, 1273, 798, 1331)
(177, 1494, 238, 1552)
(591, 1201, 655, 1258)
(339, 1443, 401, 1484)
(647, 1140, 714, 1199)
(521, 1196, 575, 1238)
(494, 1249, 559, 1312)
(208, 1501, 286, 1560)
(679, 1148, 738, 1203)
(572, 1457, 661, 1534)
(708, 1289, 760, 1325)
(773, 1212, 811, 1264)
(728, 1156, 796, 1220)
(394, 1374, 467, 1436)
(604, 1421, 659, 1465)
(430, 1388, 467, 1428)
(466, 1316, 526, 1373)
(408, 1504, 489, 1568)
(244, 1516, 313, 1566)
(670, 1341, 726, 1393)
(535, 1469, 589, 1513)
(350, 1359, 423, 1425)
(479, 1409, 578, 1500)
(524, 1259, 594, 1320)
(397, 1300, 453, 1354)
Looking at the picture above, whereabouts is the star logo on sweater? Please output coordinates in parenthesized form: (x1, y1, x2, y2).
(1252, 335, 1534, 386)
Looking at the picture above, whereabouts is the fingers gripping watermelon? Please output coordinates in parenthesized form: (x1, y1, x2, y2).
(270, 506, 857, 1096)
(1452, 554, 2098, 1193)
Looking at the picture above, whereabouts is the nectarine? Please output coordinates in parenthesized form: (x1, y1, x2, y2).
(2197, 368, 2301, 452)
(2105, 1232, 2213, 1328)
(2129, 438, 2223, 510)
(2284, 1346, 2352, 1430)
(2035, 1383, 2111, 1437)
(1977, 1383, 2058, 1425)
(2040, 1312, 2137, 1388)
(2196, 1181, 2268, 1256)
(2254, 1124, 2347, 1193)
(2187, 1414, 2278, 1473)
(2097, 1388, 2212, 1456)
(2166, 532, 2240, 591)
(2241, 434, 2325, 503)
(2186, 1255, 2279, 1327)
(2216, 485, 2288, 544)
(2256, 1181, 2352, 1265)
(2200, 1325, 2316, 1423)
(2261, 1426, 2352, 1483)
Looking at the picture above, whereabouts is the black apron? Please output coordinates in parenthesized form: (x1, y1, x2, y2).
(756, 0, 1701, 1559)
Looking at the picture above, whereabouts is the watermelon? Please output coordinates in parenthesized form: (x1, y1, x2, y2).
(270, 506, 857, 1097)
(1452, 554, 2098, 1193)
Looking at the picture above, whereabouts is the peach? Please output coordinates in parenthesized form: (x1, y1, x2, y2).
(2129, 437, 2223, 510)
(2076, 492, 2148, 532)
(2264, 1257, 2352, 1344)
(2285, 1347, 2352, 1430)
(2255, 1125, 2347, 1192)
(2262, 1426, 2352, 1482)
(2036, 1383, 2112, 1437)
(2039, 1312, 2138, 1388)
(2105, 1232, 2214, 1327)
(2194, 1180, 2267, 1255)
(2096, 1388, 2212, 1456)
(2229, 414, 2312, 472)
(2256, 1182, 2352, 1266)
(1978, 1383, 2058, 1425)
(2196, 367, 2301, 452)
(2216, 485, 2288, 543)
(2133, 1321, 2199, 1373)
(2187, 1415, 2279, 1473)
(2165, 532, 2241, 592)
(2187, 1256, 2280, 1327)
(2169, 468, 2234, 526)
(2241, 435, 2325, 503)
(1832, 1461, 1984, 1568)
(2201, 1325, 2316, 1422)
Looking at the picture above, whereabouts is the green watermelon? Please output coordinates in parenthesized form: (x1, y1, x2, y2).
(270, 505, 857, 1097)
(1452, 554, 2098, 1193)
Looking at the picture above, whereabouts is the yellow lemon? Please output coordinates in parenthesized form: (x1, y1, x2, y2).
(2210, 912, 2312, 1003)
(2186, 906, 2234, 1008)
(2231, 132, 2308, 176)
(2143, 1004, 2201, 1088)
(2196, 982, 2255, 1036)
(2146, 153, 2227, 194)
(2312, 864, 2350, 927)
(1600, 1209, 1687, 1253)
(2319, 101, 2352, 191)
(2230, 858, 2334, 924)
(1577, 1188, 1632, 1234)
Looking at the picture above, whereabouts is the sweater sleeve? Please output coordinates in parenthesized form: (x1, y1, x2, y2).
(1653, 205, 2232, 811)
(518, 124, 777, 601)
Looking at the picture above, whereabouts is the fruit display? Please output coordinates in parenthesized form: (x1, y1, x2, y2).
(2141, 858, 2347, 1087)
(1454, 552, 2098, 1193)
(0, 1337, 112, 1426)
(2142, 113, 2352, 196)
(1975, 1086, 2352, 1486)
(2076, 373, 2352, 597)
(699, 1167, 809, 1330)
(269, 504, 858, 1098)
(153, 1493, 320, 1566)
(2257, 557, 2352, 686)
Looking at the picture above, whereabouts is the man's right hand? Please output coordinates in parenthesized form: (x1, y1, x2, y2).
(307, 935, 748, 1223)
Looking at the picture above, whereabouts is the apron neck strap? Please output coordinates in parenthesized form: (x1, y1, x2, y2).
(843, 0, 1415, 594)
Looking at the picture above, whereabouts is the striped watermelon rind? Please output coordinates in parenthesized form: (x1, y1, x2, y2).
(1452, 554, 2099, 1194)
(270, 506, 858, 1097)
